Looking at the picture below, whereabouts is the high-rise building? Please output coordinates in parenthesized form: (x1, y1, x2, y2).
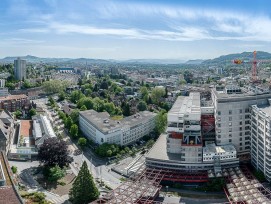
(212, 84, 271, 160)
(14, 58, 26, 81)
(251, 102, 271, 181)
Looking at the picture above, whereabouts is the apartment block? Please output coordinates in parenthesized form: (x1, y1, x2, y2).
(79, 110, 156, 146)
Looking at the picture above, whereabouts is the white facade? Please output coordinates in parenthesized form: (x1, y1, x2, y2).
(79, 110, 156, 146)
(14, 58, 26, 81)
(0, 79, 5, 88)
(251, 103, 271, 181)
(212, 86, 271, 159)
(0, 88, 9, 97)
(203, 143, 237, 162)
(167, 93, 202, 163)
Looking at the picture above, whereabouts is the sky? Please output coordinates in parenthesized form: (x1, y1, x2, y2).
(1, 0, 271, 60)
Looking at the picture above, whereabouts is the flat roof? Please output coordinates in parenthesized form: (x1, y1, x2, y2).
(203, 143, 236, 154)
(0, 94, 27, 101)
(252, 103, 271, 118)
(168, 92, 201, 121)
(146, 134, 183, 162)
(80, 110, 156, 134)
(20, 120, 32, 137)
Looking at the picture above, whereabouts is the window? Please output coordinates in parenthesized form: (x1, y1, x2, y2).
(240, 147, 242, 151)
(229, 117, 232, 121)
(240, 142, 242, 146)
(240, 121, 242, 125)
(229, 122, 232, 126)
(229, 128, 232, 132)
(229, 139, 232, 142)
(229, 134, 232, 137)
(218, 111, 221, 115)
(240, 109, 242, 113)
(229, 110, 232, 115)
(240, 138, 242, 141)
(217, 135, 221, 138)
(240, 127, 242, 131)
(239, 132, 242, 136)
(245, 108, 249, 113)
(240, 115, 243, 119)
(218, 123, 221, 127)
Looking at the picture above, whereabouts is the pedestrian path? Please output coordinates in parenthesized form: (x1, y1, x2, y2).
(46, 194, 69, 204)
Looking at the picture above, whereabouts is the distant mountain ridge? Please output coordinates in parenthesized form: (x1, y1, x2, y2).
(202, 51, 271, 65)
(1, 51, 271, 65)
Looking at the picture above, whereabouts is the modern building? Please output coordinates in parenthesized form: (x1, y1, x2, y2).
(79, 110, 156, 146)
(212, 84, 271, 160)
(0, 94, 28, 112)
(146, 92, 239, 175)
(56, 67, 75, 73)
(250, 101, 271, 181)
(14, 58, 26, 81)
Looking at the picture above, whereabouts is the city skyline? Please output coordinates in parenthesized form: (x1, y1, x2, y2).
(1, 0, 271, 60)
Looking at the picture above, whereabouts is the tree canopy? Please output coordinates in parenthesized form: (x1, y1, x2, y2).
(69, 161, 99, 204)
(37, 138, 73, 168)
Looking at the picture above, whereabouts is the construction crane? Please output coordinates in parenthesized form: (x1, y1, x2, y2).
(233, 51, 271, 82)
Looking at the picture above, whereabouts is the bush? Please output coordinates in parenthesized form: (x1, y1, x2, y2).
(11, 166, 17, 174)
(44, 165, 66, 182)
(78, 137, 87, 148)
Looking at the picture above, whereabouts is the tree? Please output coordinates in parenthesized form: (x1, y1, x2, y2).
(42, 80, 70, 94)
(69, 161, 99, 204)
(71, 90, 85, 103)
(78, 137, 87, 148)
(151, 87, 166, 104)
(70, 124, 79, 138)
(47, 165, 65, 182)
(155, 110, 167, 134)
(77, 97, 94, 110)
(80, 105, 87, 111)
(11, 166, 17, 174)
(29, 108, 36, 117)
(140, 86, 148, 102)
(14, 110, 22, 118)
(137, 100, 147, 111)
(58, 91, 66, 101)
(122, 102, 131, 116)
(70, 109, 80, 124)
(65, 116, 73, 129)
(37, 138, 72, 168)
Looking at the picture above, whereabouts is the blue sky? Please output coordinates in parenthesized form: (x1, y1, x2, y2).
(1, 0, 271, 60)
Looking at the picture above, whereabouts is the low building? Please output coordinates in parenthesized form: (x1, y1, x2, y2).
(9, 115, 56, 160)
(79, 110, 156, 146)
(0, 110, 14, 152)
(0, 88, 9, 97)
(203, 143, 237, 162)
(0, 94, 28, 112)
(0, 151, 24, 203)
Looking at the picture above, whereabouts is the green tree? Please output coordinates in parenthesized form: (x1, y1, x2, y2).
(58, 91, 66, 101)
(80, 105, 87, 111)
(71, 90, 85, 103)
(14, 110, 22, 118)
(65, 116, 73, 129)
(137, 100, 147, 111)
(77, 97, 94, 110)
(69, 161, 99, 204)
(70, 124, 79, 138)
(42, 80, 70, 94)
(140, 86, 149, 102)
(47, 165, 65, 182)
(78, 137, 87, 148)
(29, 108, 36, 117)
(11, 166, 17, 174)
(155, 110, 167, 134)
(122, 102, 131, 116)
(70, 109, 80, 124)
(151, 87, 166, 104)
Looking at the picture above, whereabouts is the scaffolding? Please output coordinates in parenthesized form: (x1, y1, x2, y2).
(223, 166, 271, 204)
(93, 167, 165, 204)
